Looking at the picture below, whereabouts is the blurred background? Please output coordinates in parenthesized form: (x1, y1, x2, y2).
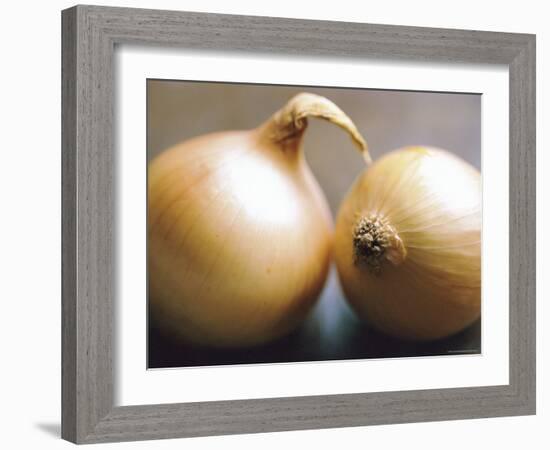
(147, 80, 481, 368)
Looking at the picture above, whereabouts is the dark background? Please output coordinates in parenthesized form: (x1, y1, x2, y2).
(147, 80, 481, 368)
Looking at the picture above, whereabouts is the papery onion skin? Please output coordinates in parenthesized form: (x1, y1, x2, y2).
(148, 93, 368, 348)
(334, 146, 481, 341)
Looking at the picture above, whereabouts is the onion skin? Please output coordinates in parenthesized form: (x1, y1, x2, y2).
(148, 93, 367, 348)
(334, 146, 481, 341)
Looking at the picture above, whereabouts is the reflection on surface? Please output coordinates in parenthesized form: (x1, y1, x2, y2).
(148, 268, 481, 369)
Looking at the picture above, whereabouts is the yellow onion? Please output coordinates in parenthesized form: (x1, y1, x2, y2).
(148, 93, 368, 348)
(334, 146, 481, 341)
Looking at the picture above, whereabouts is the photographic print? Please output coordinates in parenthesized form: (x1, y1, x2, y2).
(147, 80, 481, 369)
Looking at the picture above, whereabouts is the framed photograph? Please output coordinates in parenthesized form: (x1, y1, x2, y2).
(61, 5, 536, 444)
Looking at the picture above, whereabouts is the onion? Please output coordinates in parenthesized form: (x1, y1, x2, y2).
(334, 146, 481, 341)
(148, 93, 368, 348)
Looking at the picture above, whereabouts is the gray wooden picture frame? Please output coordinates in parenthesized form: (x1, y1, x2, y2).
(61, 4, 536, 444)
